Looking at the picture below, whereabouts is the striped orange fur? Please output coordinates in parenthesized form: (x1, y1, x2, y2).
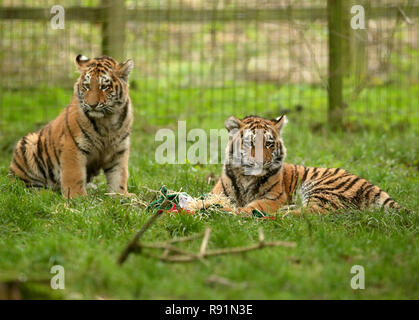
(9, 55, 134, 198)
(212, 115, 401, 215)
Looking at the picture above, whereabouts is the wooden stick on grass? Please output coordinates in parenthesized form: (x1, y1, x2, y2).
(119, 216, 296, 264)
(118, 209, 164, 264)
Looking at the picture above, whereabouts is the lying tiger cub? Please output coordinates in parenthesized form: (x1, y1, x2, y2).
(212, 115, 401, 215)
(9, 55, 134, 198)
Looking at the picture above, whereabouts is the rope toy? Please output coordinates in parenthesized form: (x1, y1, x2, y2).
(146, 186, 273, 219)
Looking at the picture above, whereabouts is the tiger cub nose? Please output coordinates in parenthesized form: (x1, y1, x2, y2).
(89, 103, 98, 109)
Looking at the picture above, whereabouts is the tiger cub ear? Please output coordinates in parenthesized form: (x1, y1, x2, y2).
(273, 115, 288, 134)
(225, 116, 242, 132)
(118, 59, 134, 82)
(75, 54, 90, 72)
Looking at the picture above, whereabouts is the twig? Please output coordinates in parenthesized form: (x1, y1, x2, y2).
(128, 237, 295, 263)
(397, 6, 413, 25)
(154, 240, 296, 263)
(162, 247, 171, 259)
(132, 243, 197, 258)
(204, 241, 296, 255)
(258, 228, 265, 244)
(118, 210, 164, 264)
(119, 216, 296, 264)
(199, 228, 211, 257)
(205, 275, 248, 288)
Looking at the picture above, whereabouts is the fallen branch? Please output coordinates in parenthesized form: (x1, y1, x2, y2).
(118, 210, 164, 264)
(199, 228, 211, 257)
(119, 217, 296, 264)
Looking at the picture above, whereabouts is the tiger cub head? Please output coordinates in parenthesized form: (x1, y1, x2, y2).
(74, 54, 134, 118)
(224, 115, 287, 176)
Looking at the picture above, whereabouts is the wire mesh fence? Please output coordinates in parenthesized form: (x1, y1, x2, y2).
(0, 0, 417, 133)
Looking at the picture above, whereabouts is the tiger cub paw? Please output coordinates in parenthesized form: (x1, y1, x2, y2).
(62, 189, 88, 199)
(235, 207, 254, 217)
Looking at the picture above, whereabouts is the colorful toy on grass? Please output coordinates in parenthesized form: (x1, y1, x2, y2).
(146, 186, 274, 219)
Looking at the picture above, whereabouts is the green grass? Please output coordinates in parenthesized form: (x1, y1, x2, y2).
(0, 84, 418, 299)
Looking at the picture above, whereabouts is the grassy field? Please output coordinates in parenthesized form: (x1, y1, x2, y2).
(0, 84, 418, 299)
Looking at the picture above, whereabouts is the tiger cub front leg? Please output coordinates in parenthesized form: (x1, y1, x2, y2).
(60, 147, 88, 198)
(236, 199, 284, 217)
(104, 150, 132, 196)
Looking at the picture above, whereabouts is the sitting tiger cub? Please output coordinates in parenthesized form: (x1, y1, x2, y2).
(9, 55, 134, 198)
(212, 115, 401, 215)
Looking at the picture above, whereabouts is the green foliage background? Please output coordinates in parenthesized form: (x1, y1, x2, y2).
(0, 83, 418, 299)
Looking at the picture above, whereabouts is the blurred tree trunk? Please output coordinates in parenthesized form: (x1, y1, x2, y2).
(327, 0, 344, 130)
(101, 0, 126, 61)
(344, 1, 369, 95)
(352, 2, 368, 90)
(342, 0, 352, 75)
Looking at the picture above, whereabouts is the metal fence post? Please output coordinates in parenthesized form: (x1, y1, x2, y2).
(327, 0, 344, 130)
(101, 0, 126, 61)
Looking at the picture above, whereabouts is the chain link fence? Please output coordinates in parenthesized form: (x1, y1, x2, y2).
(0, 0, 417, 132)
